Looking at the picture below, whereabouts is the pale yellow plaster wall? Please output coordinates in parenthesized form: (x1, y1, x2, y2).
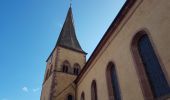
(41, 45, 86, 100)
(77, 0, 170, 100)
(55, 84, 76, 100)
(53, 46, 85, 99)
(41, 50, 56, 100)
(57, 46, 86, 71)
(41, 75, 53, 100)
(54, 72, 76, 96)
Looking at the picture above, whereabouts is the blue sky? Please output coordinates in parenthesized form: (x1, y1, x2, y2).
(0, 0, 125, 100)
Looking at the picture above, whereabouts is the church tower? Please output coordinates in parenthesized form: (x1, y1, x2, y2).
(40, 7, 86, 100)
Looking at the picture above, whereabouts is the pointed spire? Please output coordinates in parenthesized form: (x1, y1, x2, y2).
(57, 7, 86, 54)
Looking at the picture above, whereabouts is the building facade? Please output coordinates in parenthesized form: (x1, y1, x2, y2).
(40, 0, 170, 100)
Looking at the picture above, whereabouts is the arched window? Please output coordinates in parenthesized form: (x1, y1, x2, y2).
(81, 92, 85, 100)
(73, 63, 80, 75)
(106, 62, 121, 100)
(131, 31, 170, 99)
(63, 65, 68, 73)
(67, 95, 73, 100)
(91, 80, 98, 100)
(62, 60, 70, 73)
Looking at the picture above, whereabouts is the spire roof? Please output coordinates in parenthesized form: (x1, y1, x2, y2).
(46, 7, 86, 62)
(57, 7, 85, 53)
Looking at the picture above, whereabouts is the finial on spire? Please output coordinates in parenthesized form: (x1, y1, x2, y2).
(70, 0, 72, 7)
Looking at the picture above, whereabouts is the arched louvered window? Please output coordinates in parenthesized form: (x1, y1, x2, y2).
(67, 95, 73, 100)
(81, 92, 85, 100)
(62, 60, 70, 73)
(106, 62, 121, 100)
(73, 63, 80, 75)
(131, 31, 170, 99)
(63, 65, 68, 72)
(91, 80, 98, 100)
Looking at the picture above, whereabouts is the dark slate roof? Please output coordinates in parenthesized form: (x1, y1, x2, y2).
(56, 7, 85, 53)
(46, 7, 86, 62)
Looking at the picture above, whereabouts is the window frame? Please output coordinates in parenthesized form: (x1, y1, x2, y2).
(66, 93, 74, 100)
(62, 60, 71, 73)
(106, 62, 121, 100)
(73, 63, 81, 75)
(91, 80, 98, 100)
(67, 95, 73, 100)
(81, 92, 85, 100)
(131, 30, 170, 99)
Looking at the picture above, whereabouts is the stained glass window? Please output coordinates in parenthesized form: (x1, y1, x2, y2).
(138, 34, 170, 97)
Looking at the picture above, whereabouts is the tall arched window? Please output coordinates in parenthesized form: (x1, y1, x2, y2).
(91, 80, 98, 100)
(106, 62, 121, 100)
(67, 95, 73, 100)
(131, 31, 170, 99)
(62, 60, 70, 73)
(81, 92, 85, 100)
(73, 63, 80, 75)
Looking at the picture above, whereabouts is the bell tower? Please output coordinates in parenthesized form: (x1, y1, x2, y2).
(40, 6, 86, 100)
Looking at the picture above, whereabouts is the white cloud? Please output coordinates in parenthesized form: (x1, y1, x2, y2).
(22, 86, 29, 92)
(33, 88, 39, 92)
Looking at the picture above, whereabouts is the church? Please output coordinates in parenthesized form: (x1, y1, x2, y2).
(40, 0, 170, 100)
